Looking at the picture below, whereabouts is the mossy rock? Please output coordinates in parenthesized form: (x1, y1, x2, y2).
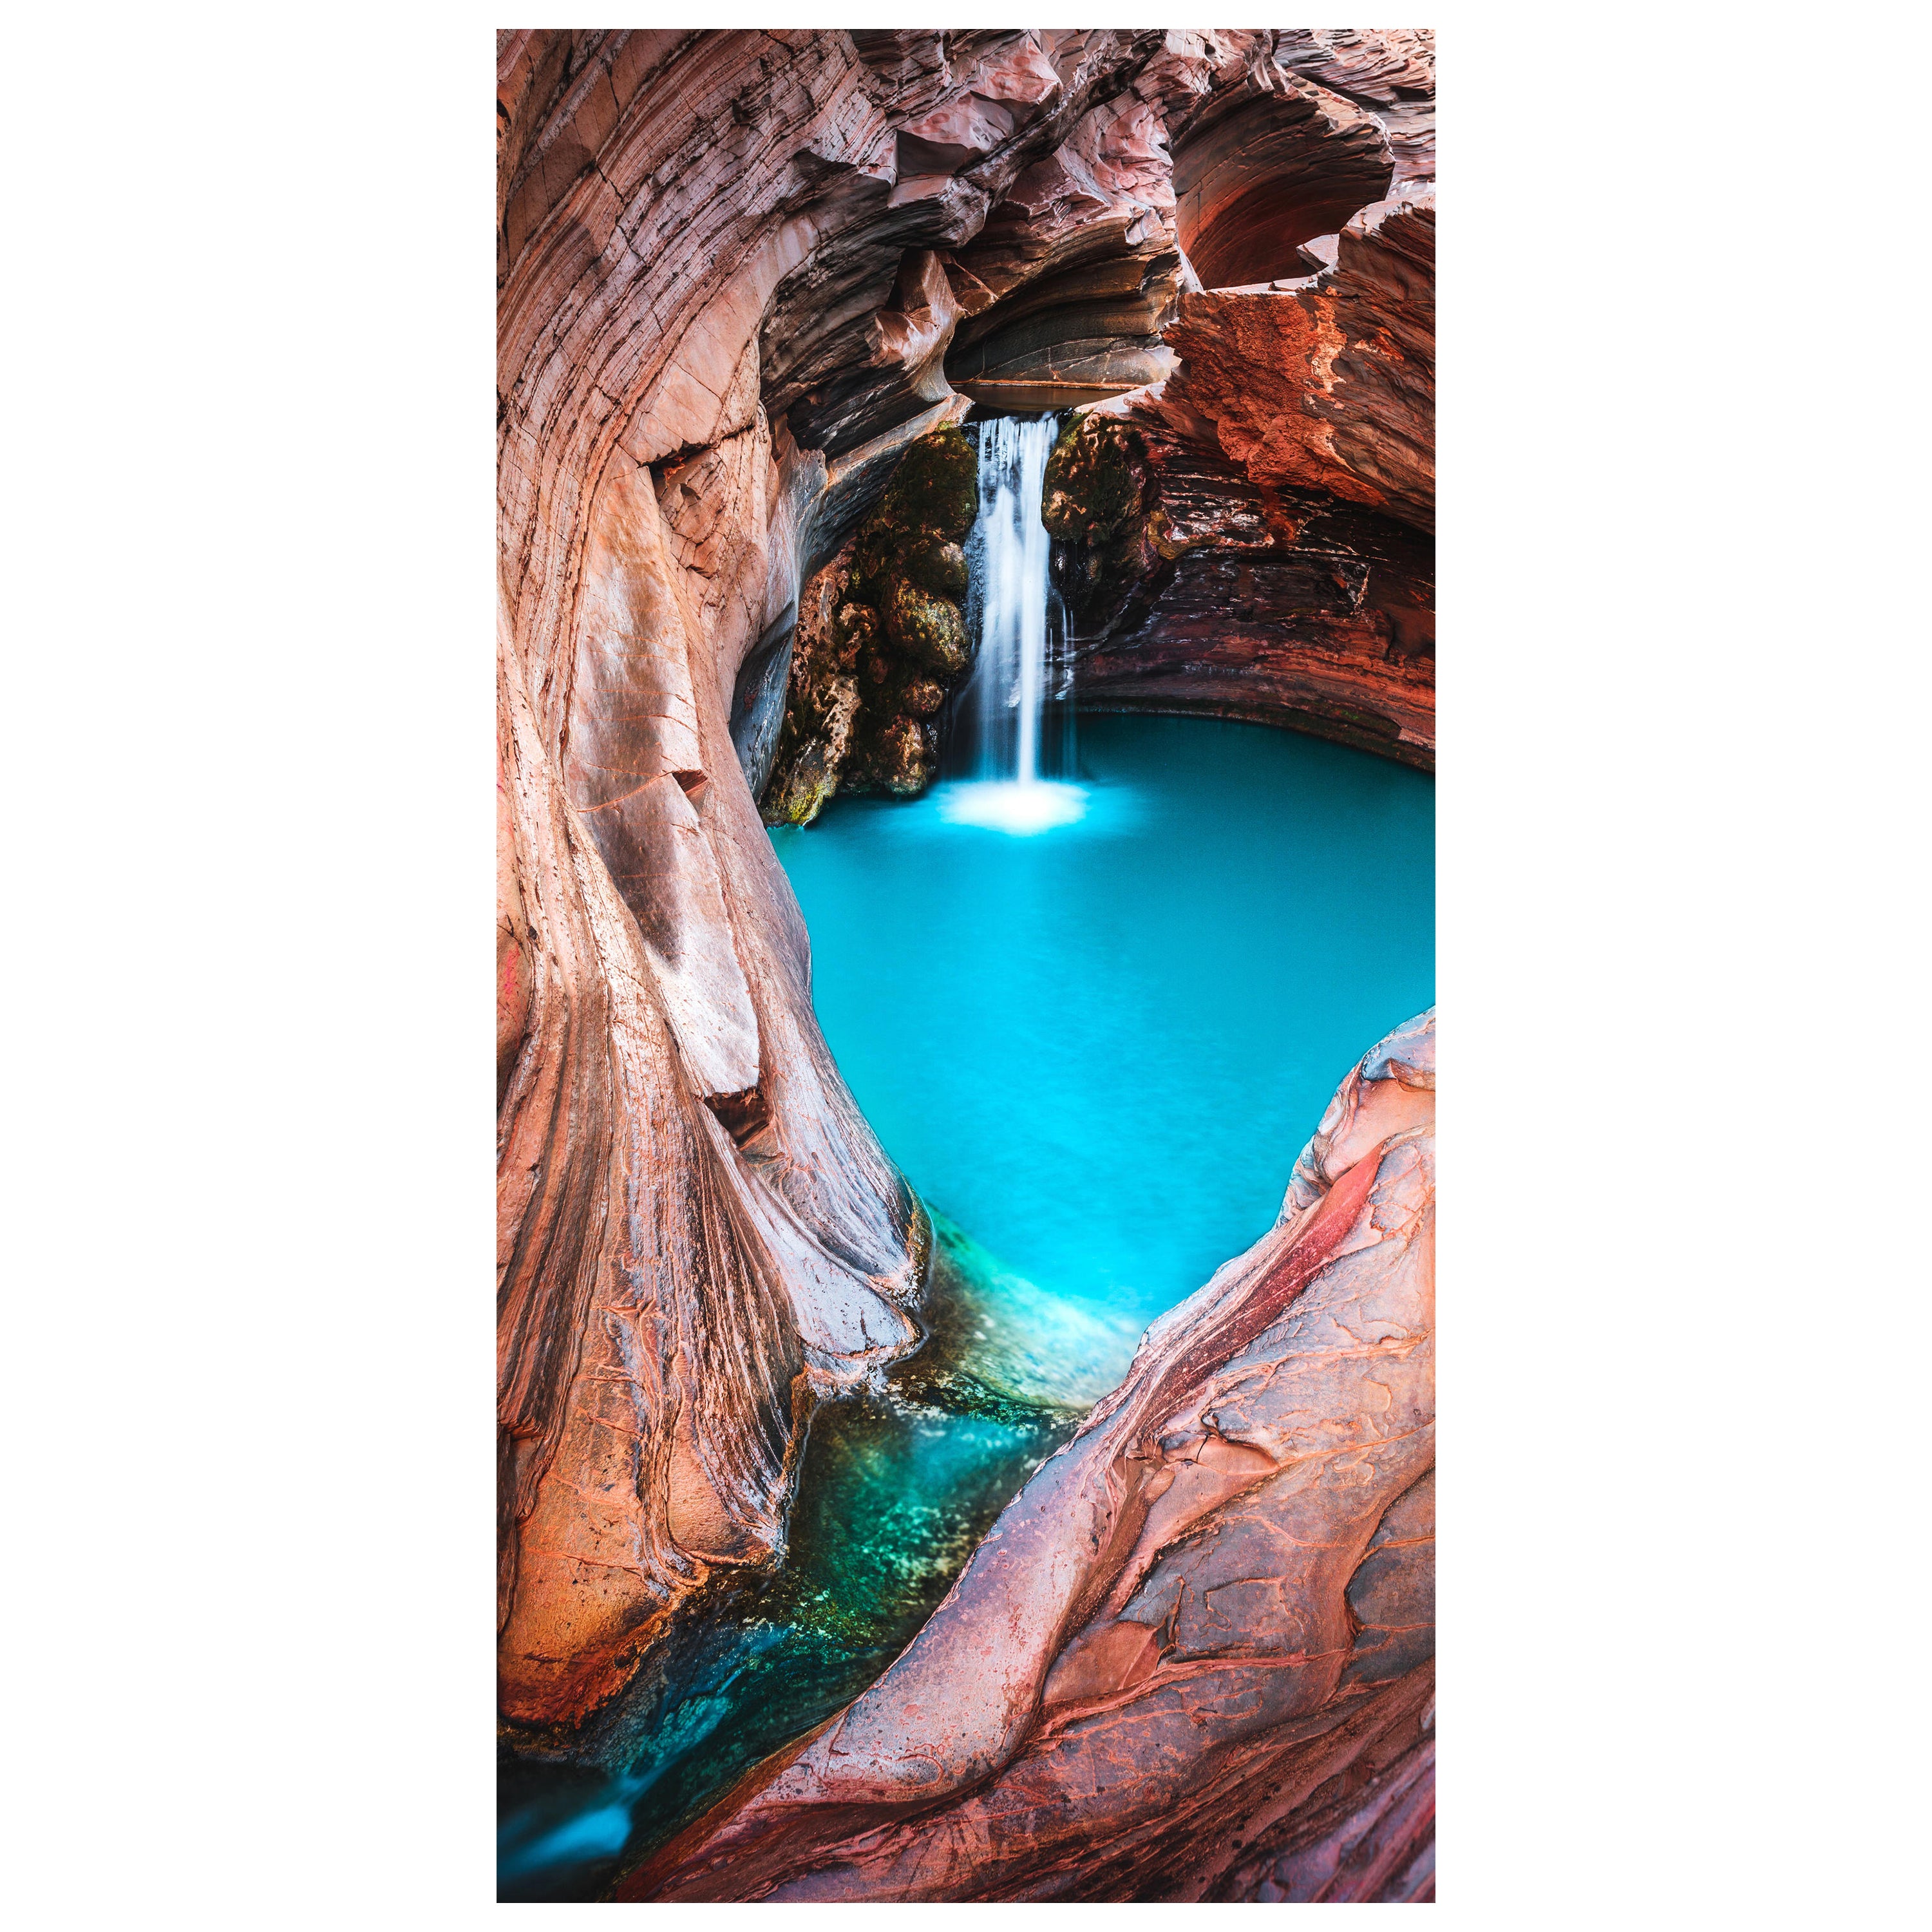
(882, 574, 969, 677)
(773, 430, 979, 812)
(761, 677, 858, 828)
(1041, 414, 1148, 545)
(844, 529, 891, 604)
(900, 533, 969, 600)
(878, 424, 976, 541)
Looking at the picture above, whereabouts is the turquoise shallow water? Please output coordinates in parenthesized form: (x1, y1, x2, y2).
(497, 712, 1433, 1900)
(776, 712, 1436, 1340)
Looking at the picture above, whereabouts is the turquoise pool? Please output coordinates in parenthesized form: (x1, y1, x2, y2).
(498, 712, 1434, 1900)
(776, 712, 1435, 1340)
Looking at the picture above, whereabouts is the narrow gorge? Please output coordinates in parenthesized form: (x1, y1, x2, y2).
(498, 27, 1435, 1903)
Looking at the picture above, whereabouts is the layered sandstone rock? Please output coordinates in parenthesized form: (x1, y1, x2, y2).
(619, 1012, 1436, 1902)
(498, 31, 992, 1731)
(498, 25, 1211, 1734)
(497, 23, 1435, 1741)
(1036, 27, 1435, 764)
(1164, 184, 1435, 532)
(1043, 401, 1434, 765)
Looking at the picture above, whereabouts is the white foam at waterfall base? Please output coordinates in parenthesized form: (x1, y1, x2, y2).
(937, 779, 1088, 834)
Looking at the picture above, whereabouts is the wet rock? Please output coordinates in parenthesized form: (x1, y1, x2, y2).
(898, 678, 947, 718)
(882, 576, 970, 674)
(762, 679, 860, 829)
(848, 714, 934, 798)
(900, 533, 969, 599)
(873, 422, 978, 543)
(762, 558, 864, 829)
(1041, 412, 1149, 544)
(762, 423, 981, 820)
(835, 603, 876, 662)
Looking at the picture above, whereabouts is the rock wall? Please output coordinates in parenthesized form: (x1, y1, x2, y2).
(618, 1013, 1437, 1902)
(762, 29, 1437, 820)
(1042, 30, 1435, 765)
(1042, 392, 1434, 766)
(497, 23, 1435, 1740)
(498, 30, 985, 1731)
(498, 24, 1202, 1734)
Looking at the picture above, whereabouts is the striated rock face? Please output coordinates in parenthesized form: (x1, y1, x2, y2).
(618, 1012, 1436, 1902)
(1027, 26, 1434, 763)
(1164, 184, 1435, 532)
(497, 415, 937, 1728)
(498, 23, 1435, 1741)
(1043, 402, 1434, 764)
(497, 28, 1056, 1732)
(498, 23, 1235, 1735)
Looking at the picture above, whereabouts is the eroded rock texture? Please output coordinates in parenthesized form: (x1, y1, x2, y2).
(1043, 397, 1434, 766)
(497, 23, 1435, 1747)
(619, 1012, 1437, 1902)
(1041, 28, 1436, 764)
(497, 29, 1001, 1732)
(497, 22, 1193, 1737)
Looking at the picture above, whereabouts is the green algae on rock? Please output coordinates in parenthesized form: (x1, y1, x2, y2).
(761, 554, 864, 828)
(761, 423, 981, 824)
(898, 532, 969, 600)
(877, 422, 976, 540)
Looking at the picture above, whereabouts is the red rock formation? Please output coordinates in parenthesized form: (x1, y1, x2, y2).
(1164, 184, 1435, 532)
(938, 28, 1414, 410)
(1037, 28, 1436, 762)
(496, 30, 984, 1730)
(618, 1012, 1436, 1902)
(497, 24, 1436, 1740)
(1043, 402, 1434, 765)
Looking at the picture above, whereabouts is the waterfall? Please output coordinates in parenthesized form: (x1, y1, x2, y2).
(943, 414, 1087, 833)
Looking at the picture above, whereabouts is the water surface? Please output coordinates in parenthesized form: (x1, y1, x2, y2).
(777, 712, 1435, 1337)
(497, 712, 1433, 1899)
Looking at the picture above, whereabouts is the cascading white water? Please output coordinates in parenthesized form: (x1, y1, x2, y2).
(973, 414, 1056, 785)
(943, 415, 1087, 834)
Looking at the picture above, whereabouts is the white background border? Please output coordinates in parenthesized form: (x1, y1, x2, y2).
(6, 5, 1924, 1924)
